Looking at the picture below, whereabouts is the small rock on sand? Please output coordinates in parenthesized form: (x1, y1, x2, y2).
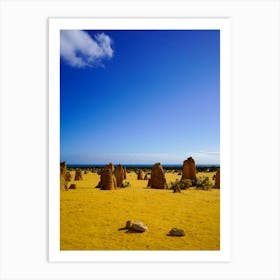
(125, 220, 148, 232)
(168, 228, 185, 236)
(131, 222, 148, 232)
(126, 220, 133, 229)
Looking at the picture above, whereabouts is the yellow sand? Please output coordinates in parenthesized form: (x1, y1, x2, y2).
(60, 171, 219, 250)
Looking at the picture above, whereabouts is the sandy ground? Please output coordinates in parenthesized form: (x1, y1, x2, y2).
(60, 171, 220, 250)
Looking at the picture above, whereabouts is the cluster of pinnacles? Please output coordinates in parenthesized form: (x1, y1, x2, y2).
(148, 157, 220, 189)
(97, 163, 126, 190)
(60, 157, 220, 191)
(147, 157, 196, 189)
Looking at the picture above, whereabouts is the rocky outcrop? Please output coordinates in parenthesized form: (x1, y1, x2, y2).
(181, 157, 196, 181)
(60, 161, 66, 175)
(98, 163, 117, 190)
(114, 164, 125, 188)
(137, 170, 144, 180)
(123, 167, 127, 179)
(108, 163, 114, 173)
(74, 169, 83, 180)
(150, 163, 168, 189)
(60, 161, 68, 191)
(65, 171, 72, 182)
(215, 169, 220, 189)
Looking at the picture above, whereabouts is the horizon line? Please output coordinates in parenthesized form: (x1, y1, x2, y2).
(65, 163, 220, 166)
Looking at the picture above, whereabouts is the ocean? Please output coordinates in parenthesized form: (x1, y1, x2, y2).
(67, 163, 220, 170)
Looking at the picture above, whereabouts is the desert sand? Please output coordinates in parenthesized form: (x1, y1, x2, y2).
(60, 169, 220, 250)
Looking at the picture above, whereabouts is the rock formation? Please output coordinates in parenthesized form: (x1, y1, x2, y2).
(215, 169, 220, 189)
(150, 163, 168, 189)
(123, 167, 127, 179)
(74, 169, 83, 180)
(65, 171, 72, 182)
(60, 161, 66, 174)
(108, 163, 114, 173)
(98, 163, 117, 190)
(137, 170, 144, 180)
(181, 157, 196, 181)
(114, 164, 125, 188)
(60, 161, 68, 191)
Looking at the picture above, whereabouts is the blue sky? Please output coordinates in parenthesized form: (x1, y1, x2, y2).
(60, 30, 220, 165)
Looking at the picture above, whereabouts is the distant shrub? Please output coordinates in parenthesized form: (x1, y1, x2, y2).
(169, 179, 192, 191)
(169, 180, 180, 192)
(169, 179, 178, 189)
(180, 179, 193, 189)
(195, 176, 213, 190)
(121, 181, 131, 188)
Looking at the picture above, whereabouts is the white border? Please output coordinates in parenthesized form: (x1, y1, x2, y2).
(49, 18, 231, 262)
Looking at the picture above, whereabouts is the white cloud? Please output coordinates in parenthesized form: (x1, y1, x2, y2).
(60, 30, 113, 68)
